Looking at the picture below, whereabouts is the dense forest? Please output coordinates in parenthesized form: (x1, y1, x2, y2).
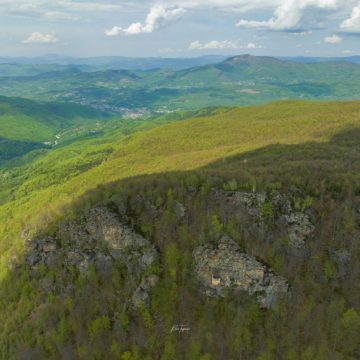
(0, 100, 360, 359)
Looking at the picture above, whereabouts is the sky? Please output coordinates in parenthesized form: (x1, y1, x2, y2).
(0, 0, 359, 58)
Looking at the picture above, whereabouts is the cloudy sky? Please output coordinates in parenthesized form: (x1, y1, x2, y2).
(1, 0, 359, 57)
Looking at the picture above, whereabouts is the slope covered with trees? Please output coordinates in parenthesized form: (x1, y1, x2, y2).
(0, 100, 360, 358)
(0, 96, 111, 161)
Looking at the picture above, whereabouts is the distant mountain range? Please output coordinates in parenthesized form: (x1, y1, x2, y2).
(0, 54, 227, 71)
(0, 54, 359, 113)
(0, 54, 359, 70)
(280, 56, 360, 64)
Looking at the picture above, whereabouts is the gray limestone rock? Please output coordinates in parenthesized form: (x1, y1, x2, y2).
(193, 235, 289, 308)
(26, 207, 158, 276)
(174, 202, 186, 219)
(282, 212, 315, 249)
(25, 206, 160, 308)
(213, 190, 314, 249)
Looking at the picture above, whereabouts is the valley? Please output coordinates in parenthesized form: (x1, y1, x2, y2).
(0, 56, 359, 117)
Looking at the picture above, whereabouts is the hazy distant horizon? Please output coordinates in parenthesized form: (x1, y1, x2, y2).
(0, 53, 359, 60)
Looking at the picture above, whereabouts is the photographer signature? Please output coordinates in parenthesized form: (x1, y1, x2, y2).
(170, 324, 191, 334)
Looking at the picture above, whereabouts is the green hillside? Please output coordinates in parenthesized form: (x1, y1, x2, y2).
(0, 106, 224, 204)
(1, 100, 360, 254)
(1, 100, 360, 358)
(171, 55, 360, 83)
(161, 55, 360, 108)
(0, 96, 110, 141)
(0, 96, 112, 161)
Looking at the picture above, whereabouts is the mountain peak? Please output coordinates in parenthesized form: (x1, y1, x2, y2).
(223, 54, 283, 65)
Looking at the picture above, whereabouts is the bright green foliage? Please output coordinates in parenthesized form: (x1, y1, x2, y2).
(0, 95, 109, 142)
(89, 316, 111, 341)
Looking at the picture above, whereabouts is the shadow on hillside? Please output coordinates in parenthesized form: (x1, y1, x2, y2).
(0, 137, 48, 163)
(5, 125, 360, 267)
(206, 127, 360, 170)
(2, 126, 360, 358)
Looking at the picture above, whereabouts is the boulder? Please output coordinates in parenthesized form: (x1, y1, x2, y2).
(174, 202, 186, 219)
(282, 212, 315, 249)
(193, 235, 289, 308)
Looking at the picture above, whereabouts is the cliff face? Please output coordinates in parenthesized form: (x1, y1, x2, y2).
(27, 207, 159, 273)
(211, 190, 315, 249)
(193, 235, 289, 308)
(26, 207, 159, 307)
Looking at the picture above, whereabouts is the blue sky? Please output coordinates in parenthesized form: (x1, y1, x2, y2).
(0, 0, 359, 57)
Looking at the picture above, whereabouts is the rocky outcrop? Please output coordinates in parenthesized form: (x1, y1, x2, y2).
(26, 236, 59, 269)
(25, 207, 159, 308)
(174, 202, 186, 219)
(23, 190, 311, 311)
(282, 212, 314, 248)
(193, 235, 289, 308)
(225, 192, 267, 218)
(213, 190, 314, 249)
(332, 249, 351, 280)
(26, 207, 158, 273)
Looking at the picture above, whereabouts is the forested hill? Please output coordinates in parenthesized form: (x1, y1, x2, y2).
(0, 96, 111, 161)
(1, 100, 360, 358)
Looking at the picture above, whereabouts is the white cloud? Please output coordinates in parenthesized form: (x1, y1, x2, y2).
(105, 5, 186, 36)
(189, 40, 262, 50)
(23, 32, 59, 43)
(246, 42, 263, 49)
(236, 0, 338, 31)
(340, 5, 360, 33)
(324, 34, 343, 43)
(189, 40, 238, 50)
(105, 26, 123, 37)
